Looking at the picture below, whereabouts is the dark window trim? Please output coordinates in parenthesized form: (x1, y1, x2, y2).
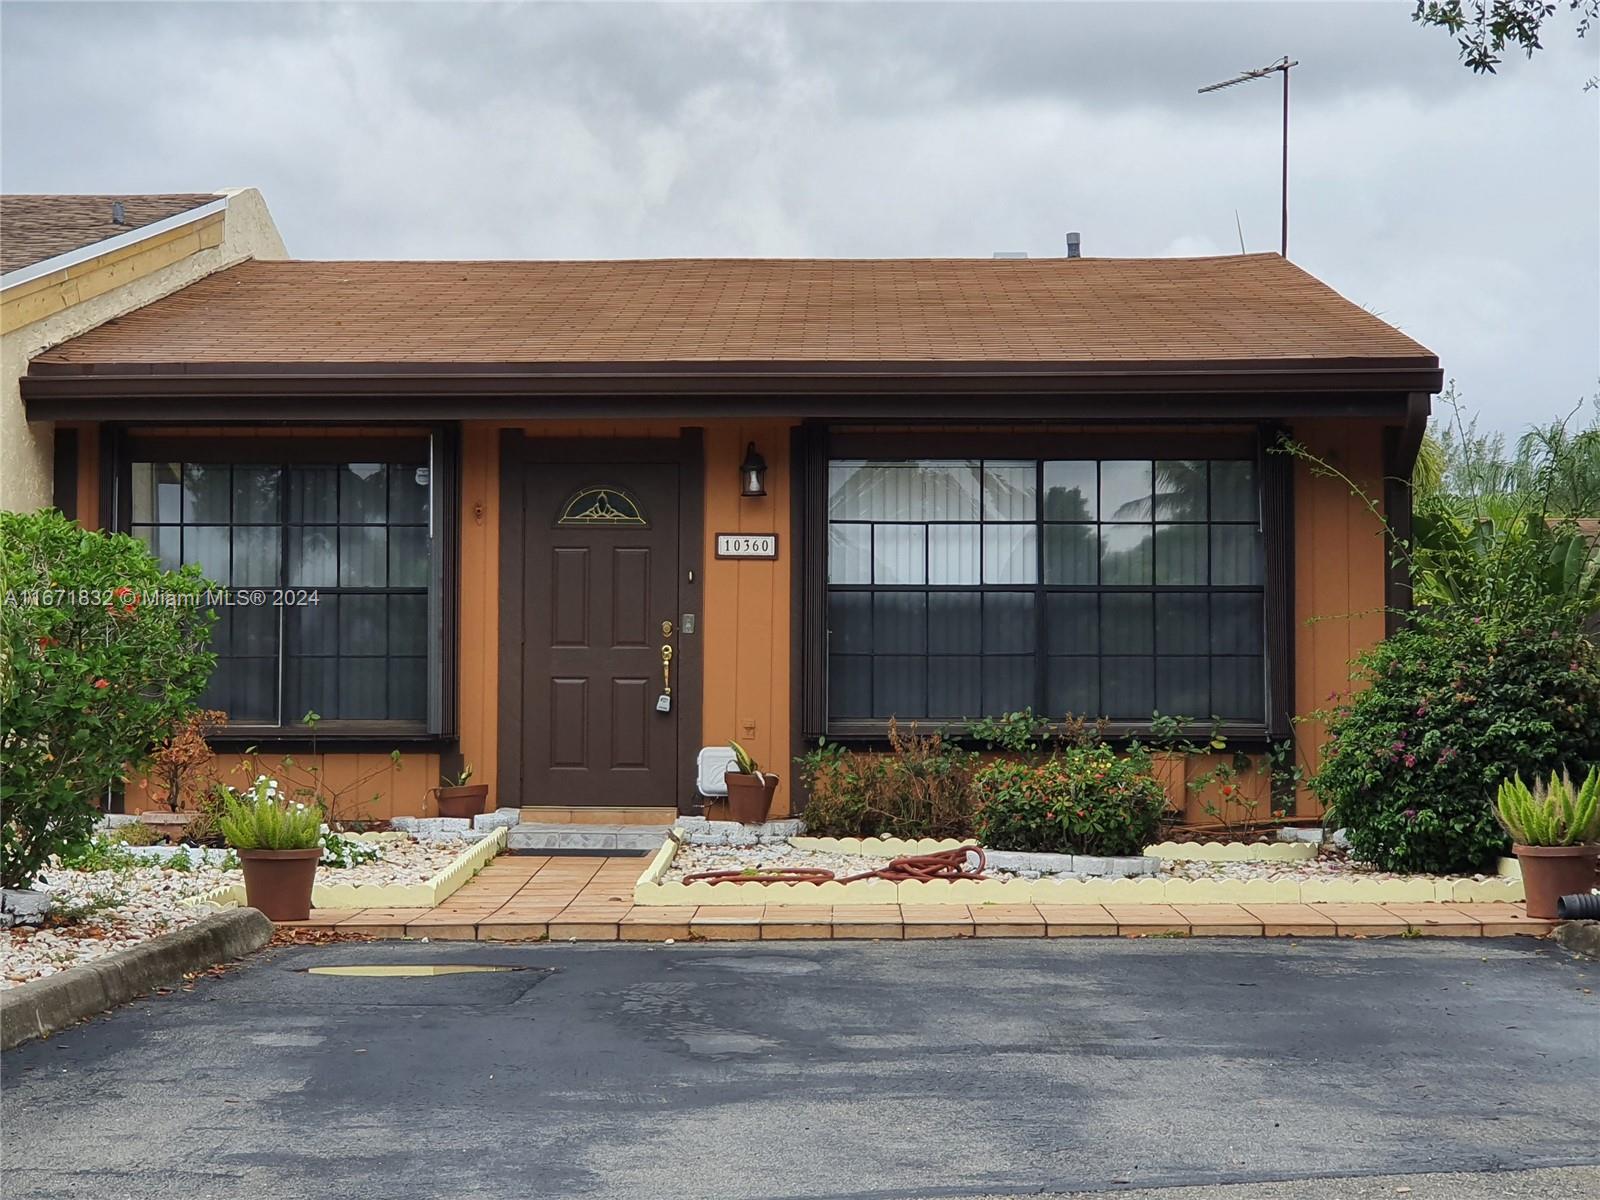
(104, 423, 460, 744)
(800, 425, 1293, 741)
(1383, 393, 1431, 635)
(52, 426, 78, 519)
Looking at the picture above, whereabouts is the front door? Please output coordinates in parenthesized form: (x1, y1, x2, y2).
(510, 456, 682, 808)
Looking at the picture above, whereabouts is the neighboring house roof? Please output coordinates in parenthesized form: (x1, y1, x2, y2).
(0, 194, 221, 275)
(32, 253, 1435, 369)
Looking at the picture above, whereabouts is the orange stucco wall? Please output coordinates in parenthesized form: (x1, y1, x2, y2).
(1290, 420, 1390, 815)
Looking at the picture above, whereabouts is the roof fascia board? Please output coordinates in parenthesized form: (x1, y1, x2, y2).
(22, 390, 1419, 424)
(0, 196, 230, 291)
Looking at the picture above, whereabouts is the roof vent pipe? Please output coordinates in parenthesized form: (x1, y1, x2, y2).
(111, 201, 126, 226)
(1065, 232, 1081, 258)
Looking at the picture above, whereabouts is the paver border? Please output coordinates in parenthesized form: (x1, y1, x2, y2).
(186, 828, 508, 910)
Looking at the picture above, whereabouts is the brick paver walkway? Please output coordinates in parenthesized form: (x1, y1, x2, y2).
(278, 855, 1561, 942)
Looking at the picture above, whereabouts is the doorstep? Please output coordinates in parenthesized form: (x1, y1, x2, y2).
(276, 855, 1563, 943)
(506, 823, 669, 856)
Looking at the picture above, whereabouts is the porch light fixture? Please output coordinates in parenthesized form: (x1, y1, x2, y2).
(739, 442, 767, 497)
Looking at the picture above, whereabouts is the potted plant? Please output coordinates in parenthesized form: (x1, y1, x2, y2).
(433, 764, 489, 819)
(1495, 767, 1600, 919)
(218, 777, 324, 922)
(723, 740, 779, 824)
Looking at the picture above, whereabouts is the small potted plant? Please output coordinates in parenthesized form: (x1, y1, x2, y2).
(723, 740, 778, 824)
(1495, 767, 1600, 919)
(433, 764, 490, 819)
(218, 777, 324, 922)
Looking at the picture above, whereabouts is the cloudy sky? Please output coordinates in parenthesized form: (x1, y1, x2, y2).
(3, 1, 1595, 434)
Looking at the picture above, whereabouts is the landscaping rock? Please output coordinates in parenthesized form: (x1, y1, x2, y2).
(387, 816, 419, 833)
(672, 817, 804, 846)
(1103, 856, 1160, 878)
(1, 889, 52, 929)
(413, 817, 472, 841)
(473, 808, 521, 832)
(1277, 827, 1327, 844)
(94, 814, 141, 831)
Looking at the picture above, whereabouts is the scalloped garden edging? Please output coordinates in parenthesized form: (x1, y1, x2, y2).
(633, 833, 1523, 906)
(185, 827, 508, 912)
(1143, 840, 1317, 863)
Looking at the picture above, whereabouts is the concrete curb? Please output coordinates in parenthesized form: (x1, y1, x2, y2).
(1552, 920, 1600, 958)
(1, 908, 274, 1051)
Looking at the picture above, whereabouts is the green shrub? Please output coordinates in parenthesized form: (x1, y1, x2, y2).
(57, 834, 146, 873)
(1312, 613, 1600, 874)
(1, 510, 217, 889)
(1495, 767, 1600, 846)
(796, 722, 976, 840)
(217, 778, 324, 850)
(973, 742, 1167, 856)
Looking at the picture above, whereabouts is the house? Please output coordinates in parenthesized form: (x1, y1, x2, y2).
(1, 190, 287, 512)
(16, 252, 1440, 821)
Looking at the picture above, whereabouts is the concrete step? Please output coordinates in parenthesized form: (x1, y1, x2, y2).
(507, 822, 670, 856)
(519, 806, 678, 826)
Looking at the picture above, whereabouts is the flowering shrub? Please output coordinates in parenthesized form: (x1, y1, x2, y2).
(972, 742, 1168, 857)
(1312, 613, 1600, 874)
(1, 511, 216, 889)
(796, 722, 976, 839)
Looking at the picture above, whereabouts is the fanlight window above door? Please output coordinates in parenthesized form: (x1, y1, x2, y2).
(557, 486, 649, 527)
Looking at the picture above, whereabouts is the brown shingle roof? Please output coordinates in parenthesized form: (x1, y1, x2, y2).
(32, 253, 1436, 369)
(0, 193, 219, 274)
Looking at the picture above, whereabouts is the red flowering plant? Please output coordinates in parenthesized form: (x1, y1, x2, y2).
(972, 720, 1167, 856)
(1, 510, 217, 888)
(1311, 610, 1600, 874)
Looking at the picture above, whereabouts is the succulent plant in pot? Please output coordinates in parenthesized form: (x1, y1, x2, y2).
(218, 777, 324, 922)
(1495, 767, 1600, 919)
(723, 740, 779, 824)
(433, 764, 489, 819)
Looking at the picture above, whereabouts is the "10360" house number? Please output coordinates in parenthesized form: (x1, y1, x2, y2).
(715, 533, 779, 559)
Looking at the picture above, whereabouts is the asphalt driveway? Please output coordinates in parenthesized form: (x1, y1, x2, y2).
(2, 937, 1596, 1200)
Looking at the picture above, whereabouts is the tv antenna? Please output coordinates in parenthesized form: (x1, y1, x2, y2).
(1200, 56, 1297, 258)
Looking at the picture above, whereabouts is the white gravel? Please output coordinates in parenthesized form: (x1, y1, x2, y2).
(1, 836, 464, 989)
(663, 841, 1498, 886)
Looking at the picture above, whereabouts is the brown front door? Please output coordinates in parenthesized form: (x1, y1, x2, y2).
(511, 456, 683, 808)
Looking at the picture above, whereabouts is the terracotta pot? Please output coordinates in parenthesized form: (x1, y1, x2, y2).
(702, 798, 732, 822)
(236, 848, 321, 922)
(1513, 843, 1600, 919)
(138, 811, 195, 841)
(434, 784, 489, 819)
(724, 772, 778, 825)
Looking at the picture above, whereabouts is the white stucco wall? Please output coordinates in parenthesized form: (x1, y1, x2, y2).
(0, 187, 287, 512)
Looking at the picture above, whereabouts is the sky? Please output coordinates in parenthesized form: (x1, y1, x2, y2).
(2, 1, 1596, 435)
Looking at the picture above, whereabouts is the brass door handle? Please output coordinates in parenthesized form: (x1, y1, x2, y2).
(661, 644, 674, 695)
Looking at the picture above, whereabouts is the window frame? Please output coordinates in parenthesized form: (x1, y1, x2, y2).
(108, 427, 459, 744)
(800, 425, 1293, 744)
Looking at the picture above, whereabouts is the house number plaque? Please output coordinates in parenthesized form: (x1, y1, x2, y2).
(714, 533, 779, 559)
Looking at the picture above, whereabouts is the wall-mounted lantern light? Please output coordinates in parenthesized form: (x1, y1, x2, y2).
(739, 442, 767, 497)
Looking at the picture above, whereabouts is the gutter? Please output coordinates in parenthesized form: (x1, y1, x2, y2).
(21, 359, 1445, 421)
(0, 196, 230, 292)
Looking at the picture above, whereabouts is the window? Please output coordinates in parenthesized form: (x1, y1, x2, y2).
(825, 457, 1266, 728)
(124, 436, 447, 734)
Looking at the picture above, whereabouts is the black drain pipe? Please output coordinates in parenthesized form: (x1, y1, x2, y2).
(1557, 892, 1600, 920)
